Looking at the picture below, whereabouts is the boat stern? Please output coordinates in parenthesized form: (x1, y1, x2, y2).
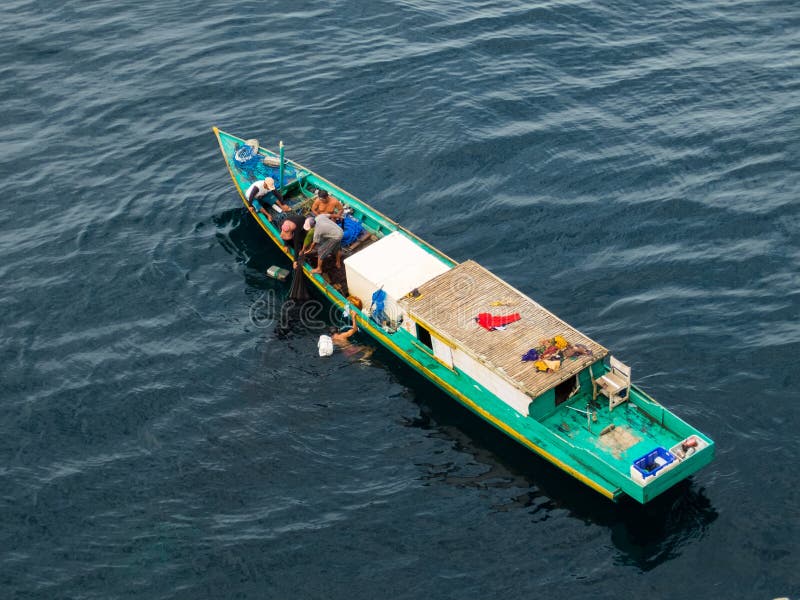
(624, 433, 715, 503)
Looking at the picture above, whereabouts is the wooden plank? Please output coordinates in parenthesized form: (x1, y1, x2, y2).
(400, 260, 608, 399)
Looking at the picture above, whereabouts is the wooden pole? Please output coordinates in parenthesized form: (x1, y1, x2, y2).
(279, 140, 285, 188)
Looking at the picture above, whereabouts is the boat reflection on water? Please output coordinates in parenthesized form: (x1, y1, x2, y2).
(401, 364, 718, 572)
(219, 207, 717, 569)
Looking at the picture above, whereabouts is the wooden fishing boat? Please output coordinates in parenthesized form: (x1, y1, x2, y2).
(212, 127, 715, 503)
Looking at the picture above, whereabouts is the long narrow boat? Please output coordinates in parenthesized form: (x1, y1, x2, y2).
(212, 127, 714, 503)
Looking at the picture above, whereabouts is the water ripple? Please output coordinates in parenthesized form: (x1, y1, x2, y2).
(1, 0, 799, 597)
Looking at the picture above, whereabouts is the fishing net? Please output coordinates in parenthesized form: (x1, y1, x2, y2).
(288, 260, 310, 301)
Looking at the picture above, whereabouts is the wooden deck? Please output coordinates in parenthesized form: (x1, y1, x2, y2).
(400, 260, 608, 399)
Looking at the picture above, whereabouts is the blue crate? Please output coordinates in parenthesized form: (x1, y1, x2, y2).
(632, 447, 675, 479)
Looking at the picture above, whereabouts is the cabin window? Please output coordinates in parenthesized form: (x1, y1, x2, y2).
(554, 375, 578, 406)
(416, 323, 433, 351)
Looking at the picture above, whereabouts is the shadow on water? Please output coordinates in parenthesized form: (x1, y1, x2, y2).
(214, 207, 719, 572)
(395, 362, 719, 572)
(212, 207, 352, 340)
(211, 207, 302, 264)
(212, 207, 279, 275)
(211, 207, 248, 255)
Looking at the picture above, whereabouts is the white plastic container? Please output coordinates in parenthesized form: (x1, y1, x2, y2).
(318, 335, 333, 357)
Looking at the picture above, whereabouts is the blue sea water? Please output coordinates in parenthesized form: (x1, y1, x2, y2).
(1, 0, 799, 598)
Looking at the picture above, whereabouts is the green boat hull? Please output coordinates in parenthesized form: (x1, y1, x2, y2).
(212, 127, 715, 504)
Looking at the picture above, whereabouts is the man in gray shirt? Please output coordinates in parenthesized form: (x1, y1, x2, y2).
(304, 215, 343, 275)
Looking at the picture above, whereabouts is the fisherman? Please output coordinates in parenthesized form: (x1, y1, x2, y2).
(302, 215, 343, 276)
(245, 176, 290, 221)
(330, 297, 373, 362)
(279, 215, 306, 259)
(311, 189, 343, 220)
(332, 296, 363, 343)
(300, 216, 315, 257)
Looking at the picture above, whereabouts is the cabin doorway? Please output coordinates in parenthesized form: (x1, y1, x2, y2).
(416, 324, 433, 351)
(554, 375, 578, 406)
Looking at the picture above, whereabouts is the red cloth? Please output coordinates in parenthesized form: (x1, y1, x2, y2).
(475, 312, 521, 331)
